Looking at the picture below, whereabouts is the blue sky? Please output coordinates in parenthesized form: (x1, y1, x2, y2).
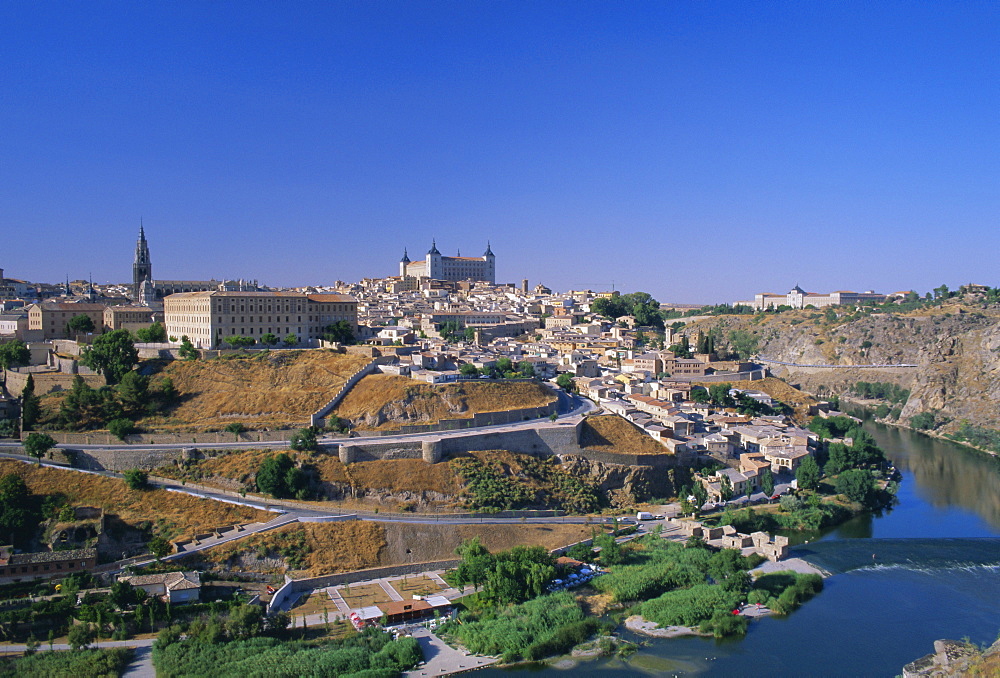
(2, 1, 997, 303)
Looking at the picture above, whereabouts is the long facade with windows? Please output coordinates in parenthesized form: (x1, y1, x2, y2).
(164, 291, 357, 349)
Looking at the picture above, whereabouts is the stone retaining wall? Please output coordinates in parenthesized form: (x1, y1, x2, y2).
(286, 559, 462, 593)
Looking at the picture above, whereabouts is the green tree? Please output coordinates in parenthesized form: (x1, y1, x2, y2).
(690, 386, 710, 404)
(67, 623, 94, 650)
(0, 474, 36, 546)
(81, 329, 138, 384)
(459, 363, 479, 377)
(259, 333, 279, 347)
(116, 371, 151, 417)
(517, 360, 535, 378)
(760, 467, 774, 497)
(727, 330, 759, 360)
(122, 468, 148, 490)
(282, 333, 298, 348)
(556, 373, 574, 391)
(0, 339, 30, 372)
(224, 422, 246, 436)
(835, 469, 876, 506)
(796, 456, 821, 491)
(224, 335, 256, 349)
(321, 321, 356, 345)
(719, 475, 733, 501)
(20, 373, 40, 430)
(148, 535, 171, 560)
(289, 426, 318, 452)
(67, 314, 96, 336)
(135, 322, 167, 343)
(256, 453, 305, 498)
(108, 417, 136, 441)
(178, 335, 199, 360)
(23, 432, 56, 463)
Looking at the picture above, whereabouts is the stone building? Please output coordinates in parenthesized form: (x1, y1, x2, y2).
(25, 301, 106, 340)
(399, 241, 495, 284)
(164, 290, 358, 349)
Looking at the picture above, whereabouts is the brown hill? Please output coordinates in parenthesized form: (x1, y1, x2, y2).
(579, 415, 669, 455)
(195, 519, 596, 577)
(333, 375, 556, 430)
(140, 350, 370, 431)
(0, 460, 268, 541)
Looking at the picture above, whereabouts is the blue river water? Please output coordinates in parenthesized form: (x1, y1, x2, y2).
(475, 423, 1000, 677)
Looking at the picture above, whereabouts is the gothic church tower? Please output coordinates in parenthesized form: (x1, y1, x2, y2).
(132, 224, 152, 301)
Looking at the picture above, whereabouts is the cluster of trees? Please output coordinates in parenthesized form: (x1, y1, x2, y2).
(439, 321, 476, 344)
(54, 373, 177, 435)
(450, 539, 557, 606)
(81, 330, 138, 385)
(1, 648, 134, 677)
(947, 420, 1000, 454)
(747, 571, 824, 615)
(459, 357, 536, 379)
(255, 453, 309, 500)
(591, 292, 664, 329)
(153, 626, 421, 677)
(0, 474, 41, 548)
(850, 381, 910, 404)
(321, 321, 356, 345)
(444, 590, 595, 663)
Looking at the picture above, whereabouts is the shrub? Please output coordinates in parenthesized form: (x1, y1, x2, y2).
(108, 417, 136, 441)
(122, 468, 149, 490)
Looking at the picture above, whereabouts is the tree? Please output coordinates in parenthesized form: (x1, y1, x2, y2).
(933, 284, 950, 300)
(116, 371, 151, 417)
(289, 426, 318, 451)
(321, 321, 356, 345)
(0, 340, 30, 372)
(835, 469, 876, 506)
(178, 335, 199, 360)
(719, 475, 734, 501)
(224, 335, 256, 349)
(556, 373, 574, 391)
(225, 422, 246, 436)
(67, 623, 94, 650)
(123, 468, 148, 490)
(256, 453, 307, 498)
(796, 456, 821, 491)
(727, 330, 759, 360)
(459, 363, 479, 377)
(259, 333, 279, 347)
(0, 474, 35, 547)
(81, 329, 138, 384)
(690, 387, 710, 404)
(760, 467, 774, 497)
(108, 417, 136, 441)
(135, 322, 167, 343)
(148, 535, 171, 560)
(691, 480, 708, 509)
(67, 314, 96, 336)
(283, 333, 298, 348)
(23, 432, 56, 463)
(516, 360, 535, 378)
(20, 374, 40, 430)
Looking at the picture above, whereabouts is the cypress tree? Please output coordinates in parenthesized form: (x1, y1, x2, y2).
(20, 374, 40, 430)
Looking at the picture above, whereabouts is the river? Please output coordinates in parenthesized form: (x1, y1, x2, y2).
(475, 423, 1000, 677)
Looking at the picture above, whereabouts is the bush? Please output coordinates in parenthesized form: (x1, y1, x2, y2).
(289, 427, 318, 452)
(108, 417, 136, 441)
(122, 468, 149, 490)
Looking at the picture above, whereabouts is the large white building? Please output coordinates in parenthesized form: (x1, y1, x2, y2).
(399, 241, 495, 284)
(164, 291, 357, 349)
(735, 285, 886, 310)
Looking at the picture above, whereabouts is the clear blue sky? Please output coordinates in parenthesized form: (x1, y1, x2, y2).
(2, 1, 997, 303)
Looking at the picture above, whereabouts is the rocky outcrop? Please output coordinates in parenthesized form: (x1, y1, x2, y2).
(557, 455, 693, 507)
(903, 637, 1000, 677)
(688, 305, 1000, 437)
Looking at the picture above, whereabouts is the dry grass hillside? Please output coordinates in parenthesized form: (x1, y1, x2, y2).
(140, 350, 370, 431)
(0, 460, 268, 541)
(196, 519, 596, 577)
(157, 448, 460, 498)
(333, 375, 556, 430)
(579, 415, 668, 455)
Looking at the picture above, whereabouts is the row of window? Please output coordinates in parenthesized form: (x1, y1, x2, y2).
(0, 560, 88, 576)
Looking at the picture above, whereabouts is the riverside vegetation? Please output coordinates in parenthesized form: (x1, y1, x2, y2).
(438, 532, 823, 665)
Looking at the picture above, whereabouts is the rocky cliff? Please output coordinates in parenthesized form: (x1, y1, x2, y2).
(686, 302, 1000, 439)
